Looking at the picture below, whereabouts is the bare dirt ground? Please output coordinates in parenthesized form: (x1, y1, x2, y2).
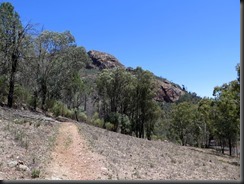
(78, 123, 241, 180)
(0, 106, 241, 181)
(0, 106, 58, 180)
(44, 122, 107, 180)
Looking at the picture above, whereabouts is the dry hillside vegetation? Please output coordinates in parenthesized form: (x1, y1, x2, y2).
(0, 106, 58, 179)
(78, 123, 240, 180)
(0, 106, 240, 180)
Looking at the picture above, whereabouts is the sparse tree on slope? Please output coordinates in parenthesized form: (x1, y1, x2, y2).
(212, 64, 240, 156)
(0, 2, 33, 107)
(31, 30, 75, 110)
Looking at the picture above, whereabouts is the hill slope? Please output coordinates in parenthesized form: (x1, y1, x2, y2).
(86, 50, 186, 103)
(0, 107, 240, 180)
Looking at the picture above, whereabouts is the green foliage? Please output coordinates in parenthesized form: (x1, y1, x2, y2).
(177, 91, 201, 104)
(45, 99, 56, 111)
(212, 75, 240, 155)
(91, 112, 104, 127)
(51, 101, 69, 117)
(197, 97, 214, 147)
(92, 112, 99, 121)
(0, 75, 8, 104)
(13, 84, 31, 105)
(151, 135, 158, 141)
(94, 118, 104, 128)
(0, 2, 33, 108)
(31, 169, 40, 178)
(77, 111, 87, 122)
(105, 112, 120, 131)
(119, 114, 131, 135)
(169, 102, 196, 145)
(96, 67, 159, 139)
(64, 109, 74, 119)
(156, 64, 240, 154)
(105, 122, 114, 130)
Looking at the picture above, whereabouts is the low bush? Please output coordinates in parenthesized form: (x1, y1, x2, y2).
(51, 101, 69, 117)
(0, 75, 8, 104)
(94, 118, 104, 128)
(77, 111, 87, 122)
(14, 84, 31, 106)
(31, 169, 40, 178)
(105, 122, 114, 130)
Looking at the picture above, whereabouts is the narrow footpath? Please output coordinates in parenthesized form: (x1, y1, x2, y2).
(44, 122, 107, 180)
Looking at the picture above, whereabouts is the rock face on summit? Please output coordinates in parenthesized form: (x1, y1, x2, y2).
(155, 79, 185, 103)
(88, 50, 125, 69)
(87, 50, 185, 103)
(126, 68, 185, 103)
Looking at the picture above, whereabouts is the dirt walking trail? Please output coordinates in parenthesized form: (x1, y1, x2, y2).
(44, 122, 106, 180)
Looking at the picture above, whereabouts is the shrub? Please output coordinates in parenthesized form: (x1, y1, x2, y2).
(45, 99, 56, 110)
(94, 118, 104, 128)
(51, 101, 69, 117)
(90, 112, 106, 127)
(65, 109, 75, 119)
(119, 114, 131, 134)
(105, 122, 114, 130)
(151, 135, 159, 140)
(77, 112, 87, 122)
(13, 84, 31, 106)
(85, 116, 92, 124)
(31, 169, 40, 178)
(92, 112, 99, 121)
(0, 75, 8, 104)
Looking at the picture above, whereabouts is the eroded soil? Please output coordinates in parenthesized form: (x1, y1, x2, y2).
(44, 122, 108, 180)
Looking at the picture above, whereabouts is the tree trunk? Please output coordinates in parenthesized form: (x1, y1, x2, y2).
(180, 131, 184, 146)
(7, 53, 18, 108)
(229, 138, 232, 156)
(33, 90, 38, 111)
(41, 79, 47, 110)
(75, 108, 79, 121)
(221, 139, 225, 154)
(146, 124, 151, 140)
(141, 122, 144, 139)
(84, 94, 87, 111)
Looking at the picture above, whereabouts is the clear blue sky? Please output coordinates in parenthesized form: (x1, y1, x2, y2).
(2, 0, 240, 98)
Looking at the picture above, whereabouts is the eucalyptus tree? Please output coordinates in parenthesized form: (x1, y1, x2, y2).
(96, 69, 112, 123)
(96, 67, 159, 139)
(96, 68, 131, 130)
(170, 102, 197, 146)
(52, 46, 88, 107)
(213, 81, 240, 155)
(0, 2, 34, 107)
(212, 64, 240, 155)
(198, 97, 214, 147)
(131, 67, 156, 138)
(31, 30, 76, 110)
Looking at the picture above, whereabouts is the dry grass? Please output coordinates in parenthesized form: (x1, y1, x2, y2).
(0, 106, 240, 180)
(0, 106, 58, 180)
(78, 122, 240, 180)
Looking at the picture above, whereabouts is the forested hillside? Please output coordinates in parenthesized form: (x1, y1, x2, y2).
(0, 2, 240, 156)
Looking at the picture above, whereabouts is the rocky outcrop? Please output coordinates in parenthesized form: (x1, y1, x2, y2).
(87, 50, 125, 69)
(87, 50, 184, 103)
(155, 79, 185, 103)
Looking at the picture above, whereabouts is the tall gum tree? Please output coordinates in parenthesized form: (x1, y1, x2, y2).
(212, 64, 240, 156)
(32, 30, 75, 110)
(0, 2, 33, 107)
